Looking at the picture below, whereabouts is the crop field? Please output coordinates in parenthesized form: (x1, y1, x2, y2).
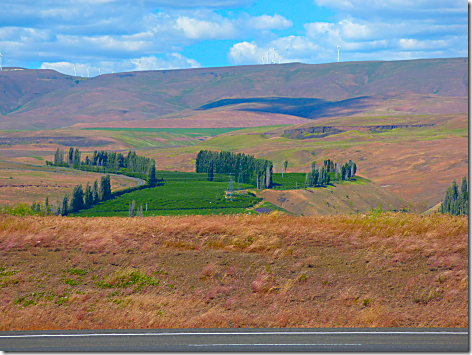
(156, 171, 235, 183)
(72, 180, 260, 217)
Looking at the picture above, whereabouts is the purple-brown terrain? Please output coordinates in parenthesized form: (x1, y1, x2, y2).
(0, 57, 467, 130)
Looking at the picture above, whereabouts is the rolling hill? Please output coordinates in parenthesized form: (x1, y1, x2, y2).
(0, 57, 468, 129)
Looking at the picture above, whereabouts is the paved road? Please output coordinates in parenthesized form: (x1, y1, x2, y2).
(0, 328, 468, 351)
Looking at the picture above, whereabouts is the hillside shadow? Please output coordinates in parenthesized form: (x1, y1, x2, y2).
(197, 96, 371, 119)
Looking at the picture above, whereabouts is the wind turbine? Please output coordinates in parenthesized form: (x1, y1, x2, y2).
(87, 66, 90, 78)
(337, 46, 340, 62)
(99, 68, 101, 76)
(0, 52, 3, 71)
(272, 48, 276, 64)
(74, 65, 77, 77)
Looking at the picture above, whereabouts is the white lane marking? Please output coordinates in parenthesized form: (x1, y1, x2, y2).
(189, 343, 362, 347)
(0, 331, 467, 338)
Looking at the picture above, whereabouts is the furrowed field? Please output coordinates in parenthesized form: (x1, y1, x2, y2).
(0, 213, 467, 330)
(72, 176, 261, 217)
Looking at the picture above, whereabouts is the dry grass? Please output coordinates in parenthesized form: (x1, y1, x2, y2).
(0, 162, 138, 206)
(0, 213, 467, 330)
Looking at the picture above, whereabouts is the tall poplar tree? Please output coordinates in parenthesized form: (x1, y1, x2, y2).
(92, 179, 99, 204)
(100, 174, 112, 201)
(84, 182, 93, 208)
(71, 185, 84, 212)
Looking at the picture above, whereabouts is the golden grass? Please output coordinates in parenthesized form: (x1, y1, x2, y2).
(0, 213, 467, 330)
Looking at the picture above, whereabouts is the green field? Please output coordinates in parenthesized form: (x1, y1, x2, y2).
(271, 173, 367, 190)
(156, 171, 237, 183)
(72, 179, 261, 217)
(81, 127, 249, 136)
(70, 171, 365, 217)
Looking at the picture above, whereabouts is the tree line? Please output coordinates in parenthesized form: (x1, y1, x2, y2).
(31, 174, 112, 216)
(306, 159, 357, 187)
(196, 150, 274, 189)
(440, 177, 468, 216)
(34, 148, 161, 216)
(48, 148, 158, 184)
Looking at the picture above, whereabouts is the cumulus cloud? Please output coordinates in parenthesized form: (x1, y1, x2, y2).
(130, 53, 201, 70)
(0, 0, 294, 73)
(229, 0, 467, 67)
(229, 36, 320, 65)
(174, 16, 236, 39)
(41, 53, 200, 76)
(244, 14, 292, 31)
(302, 9, 467, 62)
(0, 0, 467, 72)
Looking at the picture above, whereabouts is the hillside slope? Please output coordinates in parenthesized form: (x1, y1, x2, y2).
(260, 178, 409, 215)
(0, 68, 75, 116)
(0, 58, 467, 129)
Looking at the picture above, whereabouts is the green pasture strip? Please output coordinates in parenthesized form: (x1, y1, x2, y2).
(271, 172, 309, 189)
(81, 127, 250, 136)
(74, 207, 257, 217)
(271, 172, 365, 190)
(0, 130, 32, 133)
(227, 125, 292, 134)
(311, 114, 434, 127)
(70, 180, 261, 217)
(333, 176, 371, 185)
(254, 201, 293, 215)
(366, 125, 467, 140)
(110, 132, 200, 149)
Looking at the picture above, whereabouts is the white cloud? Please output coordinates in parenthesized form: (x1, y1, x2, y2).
(0, 0, 467, 70)
(229, 36, 319, 65)
(313, 0, 467, 20)
(0, 1, 294, 70)
(302, 14, 466, 62)
(398, 38, 449, 50)
(244, 14, 292, 31)
(229, 42, 261, 63)
(40, 62, 92, 76)
(130, 53, 201, 70)
(174, 16, 236, 39)
(40, 53, 201, 76)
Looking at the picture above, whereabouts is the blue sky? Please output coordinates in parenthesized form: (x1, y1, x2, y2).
(0, 0, 467, 76)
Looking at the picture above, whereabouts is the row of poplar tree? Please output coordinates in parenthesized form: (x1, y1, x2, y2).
(307, 159, 357, 187)
(35, 148, 160, 215)
(439, 177, 468, 216)
(49, 148, 158, 182)
(196, 150, 274, 189)
(31, 175, 112, 216)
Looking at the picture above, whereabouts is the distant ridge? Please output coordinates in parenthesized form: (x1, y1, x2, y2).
(0, 57, 467, 129)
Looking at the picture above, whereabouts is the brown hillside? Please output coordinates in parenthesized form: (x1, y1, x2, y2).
(0, 58, 467, 129)
(0, 69, 75, 116)
(260, 179, 409, 215)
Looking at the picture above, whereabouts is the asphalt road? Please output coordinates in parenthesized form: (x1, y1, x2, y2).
(0, 328, 468, 351)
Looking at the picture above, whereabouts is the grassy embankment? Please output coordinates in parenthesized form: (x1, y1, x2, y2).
(0, 212, 467, 330)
